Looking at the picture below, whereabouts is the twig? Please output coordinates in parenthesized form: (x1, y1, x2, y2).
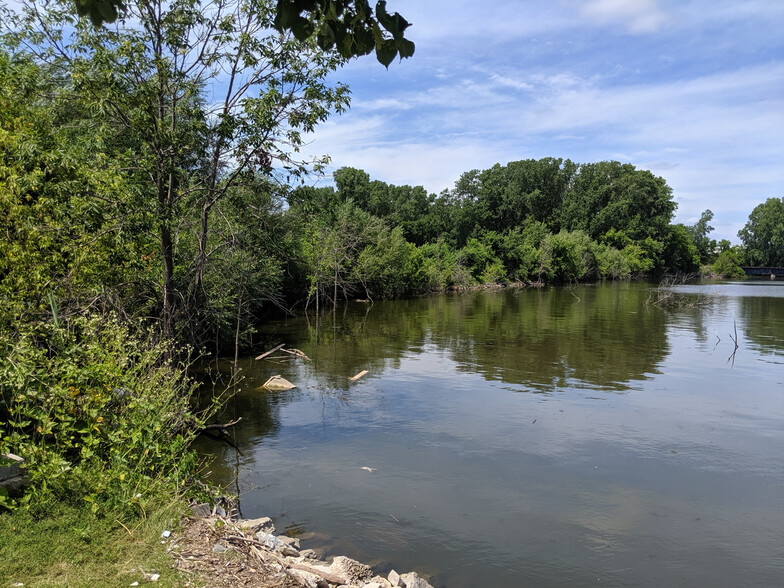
(200, 417, 242, 432)
(115, 519, 134, 537)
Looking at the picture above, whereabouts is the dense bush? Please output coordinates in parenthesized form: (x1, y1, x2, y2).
(712, 250, 746, 278)
(0, 315, 217, 517)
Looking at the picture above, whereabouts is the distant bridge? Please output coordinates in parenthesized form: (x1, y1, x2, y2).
(742, 267, 784, 277)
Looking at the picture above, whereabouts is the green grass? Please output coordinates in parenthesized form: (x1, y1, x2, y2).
(0, 499, 192, 587)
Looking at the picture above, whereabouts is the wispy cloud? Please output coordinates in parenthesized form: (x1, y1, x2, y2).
(577, 0, 667, 34)
(309, 0, 784, 242)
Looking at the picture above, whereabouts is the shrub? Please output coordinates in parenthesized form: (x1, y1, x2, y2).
(712, 250, 746, 279)
(0, 315, 217, 517)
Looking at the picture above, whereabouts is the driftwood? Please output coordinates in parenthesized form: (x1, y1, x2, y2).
(255, 344, 285, 360)
(225, 535, 348, 585)
(348, 370, 368, 381)
(279, 348, 310, 360)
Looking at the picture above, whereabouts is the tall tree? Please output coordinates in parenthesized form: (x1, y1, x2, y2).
(5, 0, 349, 339)
(686, 209, 716, 264)
(738, 197, 784, 266)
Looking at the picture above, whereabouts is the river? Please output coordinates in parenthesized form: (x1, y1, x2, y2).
(196, 280, 784, 587)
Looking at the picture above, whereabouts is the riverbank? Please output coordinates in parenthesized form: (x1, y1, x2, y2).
(172, 506, 435, 588)
(0, 499, 434, 587)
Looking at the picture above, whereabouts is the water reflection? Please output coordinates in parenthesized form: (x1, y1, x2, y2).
(198, 282, 784, 588)
(255, 283, 670, 393)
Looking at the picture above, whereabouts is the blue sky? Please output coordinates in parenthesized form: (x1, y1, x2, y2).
(302, 0, 784, 243)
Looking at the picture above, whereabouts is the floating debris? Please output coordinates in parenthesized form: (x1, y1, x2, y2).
(349, 370, 369, 381)
(261, 375, 296, 391)
(255, 344, 285, 360)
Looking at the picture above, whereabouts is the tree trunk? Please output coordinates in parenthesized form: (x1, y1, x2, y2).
(161, 222, 175, 340)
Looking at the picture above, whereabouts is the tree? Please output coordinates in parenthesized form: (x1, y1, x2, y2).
(686, 209, 716, 264)
(662, 224, 700, 273)
(0, 50, 144, 327)
(69, 0, 414, 66)
(738, 197, 784, 266)
(6, 0, 349, 340)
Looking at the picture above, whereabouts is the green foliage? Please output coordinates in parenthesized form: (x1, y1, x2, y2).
(738, 197, 784, 266)
(418, 241, 459, 291)
(662, 224, 701, 274)
(354, 226, 426, 297)
(538, 230, 595, 284)
(712, 249, 747, 279)
(686, 209, 717, 264)
(66, 0, 416, 66)
(0, 315, 215, 517)
(457, 238, 502, 284)
(0, 51, 147, 327)
(273, 0, 415, 66)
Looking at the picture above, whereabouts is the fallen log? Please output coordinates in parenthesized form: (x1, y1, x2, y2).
(255, 344, 285, 360)
(279, 348, 310, 360)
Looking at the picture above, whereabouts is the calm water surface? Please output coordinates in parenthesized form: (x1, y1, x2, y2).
(198, 281, 784, 587)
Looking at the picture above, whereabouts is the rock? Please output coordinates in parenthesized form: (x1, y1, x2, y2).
(212, 543, 229, 553)
(388, 570, 402, 586)
(237, 516, 275, 534)
(256, 532, 282, 550)
(299, 549, 318, 559)
(399, 572, 433, 588)
(278, 534, 301, 549)
(280, 545, 300, 557)
(189, 503, 211, 517)
(0, 453, 24, 481)
(330, 556, 373, 584)
(364, 575, 392, 588)
(288, 569, 328, 588)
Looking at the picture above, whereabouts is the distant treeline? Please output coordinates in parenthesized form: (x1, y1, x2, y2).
(0, 49, 776, 358)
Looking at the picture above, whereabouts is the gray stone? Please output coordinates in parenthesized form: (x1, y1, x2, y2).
(0, 453, 24, 483)
(330, 556, 373, 584)
(388, 570, 402, 587)
(280, 545, 300, 557)
(288, 569, 327, 588)
(278, 534, 301, 549)
(212, 543, 229, 553)
(299, 549, 318, 559)
(365, 575, 392, 588)
(189, 503, 211, 517)
(237, 516, 275, 533)
(399, 572, 433, 588)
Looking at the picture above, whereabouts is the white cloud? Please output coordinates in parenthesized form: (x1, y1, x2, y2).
(309, 1, 784, 242)
(578, 0, 667, 34)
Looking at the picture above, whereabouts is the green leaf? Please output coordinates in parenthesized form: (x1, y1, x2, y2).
(376, 39, 397, 68)
(397, 37, 415, 59)
(291, 15, 315, 40)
